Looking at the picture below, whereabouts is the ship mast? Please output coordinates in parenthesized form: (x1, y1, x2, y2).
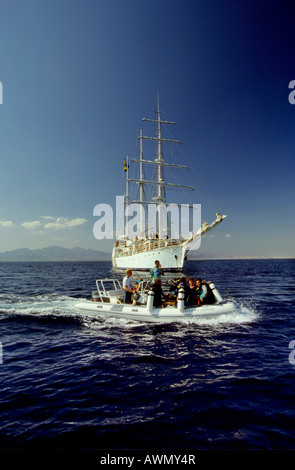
(132, 99, 193, 197)
(126, 99, 194, 237)
(155, 96, 165, 203)
(139, 128, 144, 203)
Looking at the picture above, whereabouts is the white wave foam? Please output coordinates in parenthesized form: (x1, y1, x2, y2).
(0, 293, 259, 329)
(0, 293, 81, 319)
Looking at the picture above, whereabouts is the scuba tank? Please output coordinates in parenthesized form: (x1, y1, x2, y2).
(209, 282, 223, 303)
(177, 288, 185, 311)
(147, 290, 154, 312)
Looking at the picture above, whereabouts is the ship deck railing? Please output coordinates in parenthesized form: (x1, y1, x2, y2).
(113, 238, 184, 257)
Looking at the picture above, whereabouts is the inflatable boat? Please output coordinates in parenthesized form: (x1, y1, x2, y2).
(75, 278, 238, 323)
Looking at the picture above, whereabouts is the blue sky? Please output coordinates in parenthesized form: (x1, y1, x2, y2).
(0, 0, 294, 258)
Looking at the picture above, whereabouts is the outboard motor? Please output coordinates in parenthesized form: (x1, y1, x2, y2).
(177, 288, 185, 311)
(209, 282, 223, 303)
(147, 290, 154, 312)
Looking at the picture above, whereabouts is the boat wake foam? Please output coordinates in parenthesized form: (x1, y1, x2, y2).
(0, 293, 81, 320)
(0, 294, 258, 328)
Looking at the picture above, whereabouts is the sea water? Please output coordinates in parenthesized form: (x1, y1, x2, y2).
(0, 259, 294, 458)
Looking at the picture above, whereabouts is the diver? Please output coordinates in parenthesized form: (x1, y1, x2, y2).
(195, 278, 215, 305)
(185, 277, 198, 306)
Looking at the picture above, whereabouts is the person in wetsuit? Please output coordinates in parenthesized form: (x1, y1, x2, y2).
(152, 278, 167, 307)
(185, 278, 198, 306)
(195, 278, 215, 305)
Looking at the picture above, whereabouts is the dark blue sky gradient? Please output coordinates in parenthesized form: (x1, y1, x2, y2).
(0, 0, 294, 257)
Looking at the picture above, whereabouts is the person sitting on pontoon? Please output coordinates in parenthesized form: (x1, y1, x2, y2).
(123, 269, 136, 304)
(185, 277, 198, 306)
(195, 278, 215, 305)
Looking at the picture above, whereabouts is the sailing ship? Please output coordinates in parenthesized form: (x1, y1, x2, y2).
(112, 102, 227, 271)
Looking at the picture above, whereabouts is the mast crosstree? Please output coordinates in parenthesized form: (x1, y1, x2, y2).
(127, 100, 194, 207)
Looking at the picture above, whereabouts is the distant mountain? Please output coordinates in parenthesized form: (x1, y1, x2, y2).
(0, 246, 111, 262)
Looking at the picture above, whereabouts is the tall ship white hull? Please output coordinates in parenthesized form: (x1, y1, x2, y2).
(112, 241, 186, 271)
(111, 99, 227, 272)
